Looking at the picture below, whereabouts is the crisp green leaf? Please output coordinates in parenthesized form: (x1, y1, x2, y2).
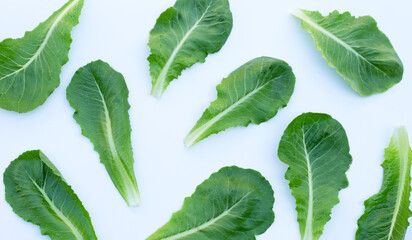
(293, 9, 403, 96)
(356, 127, 412, 240)
(148, 0, 233, 98)
(278, 113, 352, 240)
(147, 166, 274, 240)
(66, 60, 140, 207)
(185, 57, 295, 147)
(0, 0, 84, 113)
(3, 150, 97, 240)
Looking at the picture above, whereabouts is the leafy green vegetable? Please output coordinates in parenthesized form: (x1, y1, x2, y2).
(3, 150, 97, 240)
(0, 0, 84, 113)
(293, 9, 403, 96)
(66, 60, 140, 207)
(356, 127, 412, 240)
(147, 166, 274, 240)
(148, 0, 233, 98)
(185, 57, 295, 147)
(278, 112, 352, 240)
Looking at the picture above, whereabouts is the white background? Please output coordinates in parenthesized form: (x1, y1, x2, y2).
(0, 0, 411, 239)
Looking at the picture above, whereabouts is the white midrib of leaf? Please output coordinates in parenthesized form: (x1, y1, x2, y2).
(387, 127, 410, 239)
(0, 0, 80, 82)
(160, 192, 251, 240)
(28, 176, 84, 240)
(292, 9, 388, 78)
(184, 76, 279, 147)
(302, 129, 314, 240)
(92, 77, 140, 207)
(151, 4, 211, 98)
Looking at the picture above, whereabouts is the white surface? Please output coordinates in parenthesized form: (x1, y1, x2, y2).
(0, 0, 411, 239)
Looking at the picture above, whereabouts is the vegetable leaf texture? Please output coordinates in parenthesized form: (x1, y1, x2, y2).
(356, 127, 412, 240)
(147, 166, 275, 240)
(148, 0, 233, 98)
(0, 0, 84, 113)
(293, 9, 403, 96)
(66, 60, 140, 206)
(278, 112, 352, 240)
(185, 56, 295, 147)
(3, 150, 97, 240)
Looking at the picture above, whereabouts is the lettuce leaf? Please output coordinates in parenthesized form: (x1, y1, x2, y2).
(0, 0, 84, 112)
(185, 57, 295, 147)
(148, 0, 233, 98)
(147, 166, 274, 240)
(278, 113, 352, 240)
(66, 60, 140, 206)
(356, 127, 412, 240)
(3, 150, 97, 240)
(293, 9, 403, 96)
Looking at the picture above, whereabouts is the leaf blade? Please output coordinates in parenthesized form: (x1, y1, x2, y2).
(185, 56, 295, 147)
(147, 166, 275, 240)
(356, 127, 412, 240)
(148, 0, 233, 98)
(66, 60, 140, 206)
(293, 9, 403, 96)
(0, 0, 84, 112)
(3, 150, 97, 240)
(278, 113, 352, 240)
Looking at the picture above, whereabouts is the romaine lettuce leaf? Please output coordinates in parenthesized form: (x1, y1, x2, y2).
(278, 112, 352, 240)
(66, 60, 140, 207)
(147, 166, 274, 240)
(0, 0, 84, 112)
(148, 0, 233, 98)
(4, 150, 97, 240)
(185, 57, 295, 147)
(293, 9, 403, 96)
(356, 127, 412, 240)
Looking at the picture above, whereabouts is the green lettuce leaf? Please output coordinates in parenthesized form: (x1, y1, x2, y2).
(66, 60, 140, 207)
(278, 112, 352, 240)
(148, 0, 233, 98)
(293, 9, 403, 96)
(356, 127, 412, 240)
(185, 57, 295, 147)
(3, 150, 97, 240)
(0, 0, 84, 113)
(147, 166, 274, 240)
